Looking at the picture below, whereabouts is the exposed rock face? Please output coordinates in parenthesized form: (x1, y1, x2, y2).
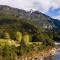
(0, 5, 60, 30)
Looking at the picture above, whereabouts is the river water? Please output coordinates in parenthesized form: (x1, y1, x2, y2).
(48, 49, 60, 60)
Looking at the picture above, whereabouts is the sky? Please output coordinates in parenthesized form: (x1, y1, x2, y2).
(0, 0, 60, 20)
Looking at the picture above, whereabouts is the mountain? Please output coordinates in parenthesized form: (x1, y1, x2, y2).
(0, 5, 60, 31)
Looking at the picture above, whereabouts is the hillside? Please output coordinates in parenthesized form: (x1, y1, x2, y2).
(0, 5, 60, 31)
(0, 5, 60, 41)
(0, 5, 57, 60)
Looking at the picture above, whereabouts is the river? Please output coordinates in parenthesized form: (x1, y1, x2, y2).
(48, 48, 60, 60)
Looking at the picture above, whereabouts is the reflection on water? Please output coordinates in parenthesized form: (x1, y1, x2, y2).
(44, 55, 55, 60)
(53, 51, 60, 60)
(47, 49, 60, 60)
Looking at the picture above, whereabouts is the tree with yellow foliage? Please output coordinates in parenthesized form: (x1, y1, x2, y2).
(16, 31, 22, 43)
(22, 32, 30, 46)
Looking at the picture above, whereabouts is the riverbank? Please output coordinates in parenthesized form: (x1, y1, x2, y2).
(17, 47, 56, 60)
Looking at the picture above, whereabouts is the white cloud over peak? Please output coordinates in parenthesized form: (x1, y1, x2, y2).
(53, 15, 60, 20)
(0, 0, 60, 12)
(0, 0, 60, 19)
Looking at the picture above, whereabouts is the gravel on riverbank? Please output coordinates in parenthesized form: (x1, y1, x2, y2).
(17, 48, 56, 60)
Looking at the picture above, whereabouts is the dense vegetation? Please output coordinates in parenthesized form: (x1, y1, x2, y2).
(0, 5, 58, 60)
(0, 16, 55, 60)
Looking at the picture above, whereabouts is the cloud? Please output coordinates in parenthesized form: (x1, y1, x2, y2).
(53, 15, 60, 20)
(0, 0, 60, 11)
(0, 0, 60, 19)
(32, 0, 51, 13)
(0, 0, 34, 10)
(0, 0, 59, 12)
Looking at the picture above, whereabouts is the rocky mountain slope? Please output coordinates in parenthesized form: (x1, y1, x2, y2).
(0, 5, 60, 31)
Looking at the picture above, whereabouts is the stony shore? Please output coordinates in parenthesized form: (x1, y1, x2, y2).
(17, 48, 56, 60)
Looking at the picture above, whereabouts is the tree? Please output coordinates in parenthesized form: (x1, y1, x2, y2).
(16, 31, 22, 43)
(4, 32, 10, 39)
(22, 32, 30, 46)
